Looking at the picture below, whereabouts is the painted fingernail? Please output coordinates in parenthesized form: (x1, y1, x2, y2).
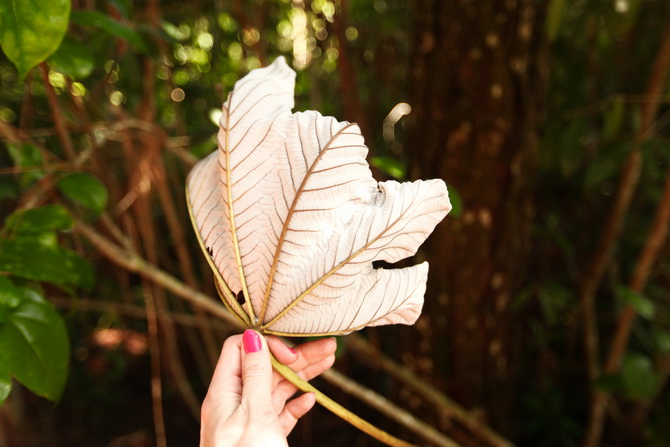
(243, 330, 262, 353)
(288, 346, 297, 354)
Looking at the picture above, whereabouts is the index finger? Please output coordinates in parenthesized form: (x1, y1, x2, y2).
(204, 334, 244, 418)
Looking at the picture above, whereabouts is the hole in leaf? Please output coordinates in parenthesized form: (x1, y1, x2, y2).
(236, 291, 245, 305)
(372, 260, 395, 270)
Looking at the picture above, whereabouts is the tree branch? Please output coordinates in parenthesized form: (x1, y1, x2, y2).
(320, 367, 461, 447)
(73, 219, 461, 446)
(39, 63, 76, 161)
(346, 335, 515, 447)
(580, 25, 670, 447)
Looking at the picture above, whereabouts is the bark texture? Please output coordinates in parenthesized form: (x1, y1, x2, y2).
(408, 0, 546, 437)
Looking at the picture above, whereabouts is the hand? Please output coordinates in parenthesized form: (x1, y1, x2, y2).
(200, 330, 337, 447)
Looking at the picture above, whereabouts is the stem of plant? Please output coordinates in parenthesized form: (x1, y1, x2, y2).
(269, 353, 416, 447)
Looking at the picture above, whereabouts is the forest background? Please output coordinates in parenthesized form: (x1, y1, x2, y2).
(1, 0, 670, 446)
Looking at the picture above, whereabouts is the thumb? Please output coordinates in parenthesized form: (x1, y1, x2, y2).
(240, 329, 273, 410)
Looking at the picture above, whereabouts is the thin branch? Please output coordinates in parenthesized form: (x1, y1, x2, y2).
(50, 296, 233, 333)
(57, 288, 478, 447)
(0, 116, 97, 210)
(74, 219, 241, 326)
(584, 165, 670, 445)
(143, 285, 168, 447)
(346, 335, 515, 447)
(165, 138, 198, 167)
(118, 119, 206, 417)
(272, 356, 420, 447)
(580, 25, 670, 447)
(73, 219, 460, 446)
(320, 367, 462, 447)
(153, 155, 220, 368)
(39, 63, 76, 161)
(605, 168, 670, 373)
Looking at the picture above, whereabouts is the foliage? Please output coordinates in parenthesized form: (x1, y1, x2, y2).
(0, 0, 669, 446)
(0, 0, 71, 79)
(527, 0, 670, 444)
(0, 204, 87, 404)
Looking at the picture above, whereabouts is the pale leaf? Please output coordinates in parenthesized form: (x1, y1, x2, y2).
(187, 57, 451, 336)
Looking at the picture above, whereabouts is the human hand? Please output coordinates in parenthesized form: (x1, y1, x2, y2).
(200, 330, 337, 447)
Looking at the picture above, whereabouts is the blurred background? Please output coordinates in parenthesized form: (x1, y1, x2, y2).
(1, 0, 670, 446)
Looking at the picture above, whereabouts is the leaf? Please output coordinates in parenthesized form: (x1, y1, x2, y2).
(5, 205, 74, 235)
(57, 172, 108, 216)
(0, 280, 70, 402)
(0, 180, 18, 201)
(7, 142, 44, 189)
(0, 372, 10, 405)
(615, 285, 655, 320)
(619, 354, 660, 401)
(187, 57, 451, 336)
(0, 238, 94, 290)
(446, 184, 462, 217)
(48, 36, 95, 80)
(654, 329, 670, 354)
(0, 276, 22, 310)
(70, 11, 147, 53)
(371, 156, 406, 180)
(161, 20, 189, 42)
(0, 0, 71, 79)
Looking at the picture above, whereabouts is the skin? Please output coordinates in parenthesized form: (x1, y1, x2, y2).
(200, 332, 337, 447)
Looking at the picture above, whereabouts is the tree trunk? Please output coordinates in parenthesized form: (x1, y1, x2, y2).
(407, 0, 546, 438)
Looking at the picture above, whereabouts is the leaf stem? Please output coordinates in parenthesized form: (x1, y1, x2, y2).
(269, 354, 416, 447)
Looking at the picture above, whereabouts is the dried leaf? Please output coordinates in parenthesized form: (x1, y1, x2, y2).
(187, 57, 451, 336)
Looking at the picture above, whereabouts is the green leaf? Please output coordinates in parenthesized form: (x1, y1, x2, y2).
(0, 0, 71, 79)
(47, 36, 95, 80)
(70, 10, 147, 53)
(546, 0, 565, 41)
(57, 173, 108, 216)
(161, 20, 189, 42)
(191, 136, 218, 159)
(619, 354, 660, 401)
(0, 276, 22, 309)
(0, 283, 69, 402)
(7, 143, 44, 189)
(109, 0, 133, 18)
(4, 205, 74, 235)
(0, 372, 11, 405)
(371, 156, 406, 180)
(446, 184, 462, 217)
(0, 374, 12, 405)
(0, 180, 18, 201)
(0, 238, 94, 290)
(615, 286, 656, 320)
(0, 305, 8, 326)
(654, 329, 670, 354)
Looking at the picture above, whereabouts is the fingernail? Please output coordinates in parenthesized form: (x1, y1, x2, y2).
(288, 346, 297, 354)
(243, 330, 262, 353)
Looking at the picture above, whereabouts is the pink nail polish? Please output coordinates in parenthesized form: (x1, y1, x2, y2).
(288, 346, 297, 354)
(243, 330, 262, 353)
